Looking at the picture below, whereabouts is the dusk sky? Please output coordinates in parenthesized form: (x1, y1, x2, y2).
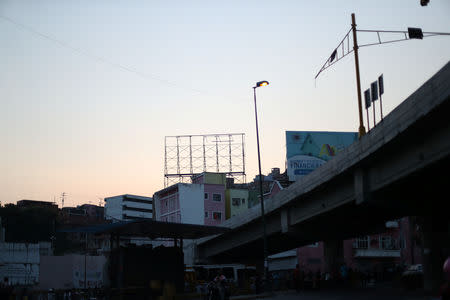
(1, 0, 449, 207)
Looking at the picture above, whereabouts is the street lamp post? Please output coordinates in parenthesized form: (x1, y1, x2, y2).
(253, 80, 269, 288)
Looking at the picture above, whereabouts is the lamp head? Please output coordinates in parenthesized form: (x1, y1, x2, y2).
(255, 81, 269, 88)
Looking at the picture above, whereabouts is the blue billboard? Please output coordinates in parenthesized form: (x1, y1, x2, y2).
(286, 131, 357, 181)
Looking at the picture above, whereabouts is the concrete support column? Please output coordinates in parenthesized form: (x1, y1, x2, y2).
(354, 168, 370, 205)
(324, 239, 344, 278)
(422, 217, 450, 292)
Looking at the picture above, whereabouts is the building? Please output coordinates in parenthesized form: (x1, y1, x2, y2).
(104, 194, 153, 222)
(154, 173, 226, 226)
(247, 168, 289, 208)
(79, 204, 104, 221)
(0, 220, 53, 286)
(225, 188, 248, 219)
(16, 199, 58, 211)
(60, 204, 104, 224)
(60, 206, 89, 225)
(296, 217, 422, 277)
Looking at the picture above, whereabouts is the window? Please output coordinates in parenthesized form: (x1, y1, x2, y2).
(242, 198, 245, 204)
(212, 193, 222, 202)
(400, 237, 406, 249)
(355, 236, 369, 249)
(204, 193, 208, 199)
(232, 198, 240, 206)
(307, 258, 322, 264)
(205, 211, 209, 218)
(213, 212, 222, 220)
(380, 236, 396, 250)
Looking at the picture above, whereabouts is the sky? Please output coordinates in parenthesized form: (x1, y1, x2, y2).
(1, 0, 449, 207)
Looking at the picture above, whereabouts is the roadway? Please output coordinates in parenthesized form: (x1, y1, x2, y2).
(227, 285, 434, 300)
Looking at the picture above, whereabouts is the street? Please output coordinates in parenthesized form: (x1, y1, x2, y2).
(229, 285, 437, 300)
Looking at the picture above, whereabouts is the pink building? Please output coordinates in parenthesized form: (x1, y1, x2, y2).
(296, 217, 423, 275)
(153, 173, 226, 226)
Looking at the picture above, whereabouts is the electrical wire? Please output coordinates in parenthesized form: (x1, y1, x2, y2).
(0, 14, 208, 96)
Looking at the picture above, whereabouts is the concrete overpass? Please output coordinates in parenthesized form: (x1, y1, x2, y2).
(196, 61, 450, 289)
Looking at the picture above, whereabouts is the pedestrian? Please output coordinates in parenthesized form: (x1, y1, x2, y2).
(214, 269, 228, 300)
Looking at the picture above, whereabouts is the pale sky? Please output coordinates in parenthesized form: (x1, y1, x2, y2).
(1, 0, 449, 207)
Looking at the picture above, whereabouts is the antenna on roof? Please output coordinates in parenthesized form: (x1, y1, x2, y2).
(61, 192, 66, 208)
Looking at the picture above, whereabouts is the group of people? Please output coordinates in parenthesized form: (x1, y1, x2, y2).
(202, 258, 450, 299)
(205, 270, 229, 300)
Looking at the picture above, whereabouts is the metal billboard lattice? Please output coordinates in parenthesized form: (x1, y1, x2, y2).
(164, 133, 246, 187)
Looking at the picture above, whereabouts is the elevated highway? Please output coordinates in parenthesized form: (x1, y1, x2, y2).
(196, 62, 450, 275)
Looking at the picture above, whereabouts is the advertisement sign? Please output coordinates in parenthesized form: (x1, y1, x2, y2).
(286, 131, 357, 182)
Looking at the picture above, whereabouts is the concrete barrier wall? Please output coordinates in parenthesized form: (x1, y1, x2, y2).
(38, 254, 107, 290)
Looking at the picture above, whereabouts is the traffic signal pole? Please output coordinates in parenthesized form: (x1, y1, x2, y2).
(351, 13, 366, 138)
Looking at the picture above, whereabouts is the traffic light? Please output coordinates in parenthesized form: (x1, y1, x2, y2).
(408, 27, 423, 39)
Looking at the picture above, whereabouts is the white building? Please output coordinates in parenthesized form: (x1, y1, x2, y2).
(104, 194, 153, 222)
(0, 243, 40, 286)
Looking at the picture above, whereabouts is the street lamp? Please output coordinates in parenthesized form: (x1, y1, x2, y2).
(253, 80, 269, 287)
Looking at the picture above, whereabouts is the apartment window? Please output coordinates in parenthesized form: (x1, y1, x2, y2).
(380, 236, 396, 250)
(205, 211, 209, 218)
(204, 193, 208, 199)
(356, 236, 369, 249)
(122, 205, 152, 213)
(213, 212, 222, 220)
(242, 198, 245, 204)
(212, 193, 222, 202)
(307, 258, 322, 264)
(400, 237, 406, 249)
(232, 198, 240, 206)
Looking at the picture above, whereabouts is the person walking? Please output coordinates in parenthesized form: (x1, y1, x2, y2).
(214, 270, 228, 300)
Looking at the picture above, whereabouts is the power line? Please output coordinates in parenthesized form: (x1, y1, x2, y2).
(0, 14, 208, 95)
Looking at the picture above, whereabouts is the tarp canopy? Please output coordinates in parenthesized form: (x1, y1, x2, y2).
(58, 219, 230, 239)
